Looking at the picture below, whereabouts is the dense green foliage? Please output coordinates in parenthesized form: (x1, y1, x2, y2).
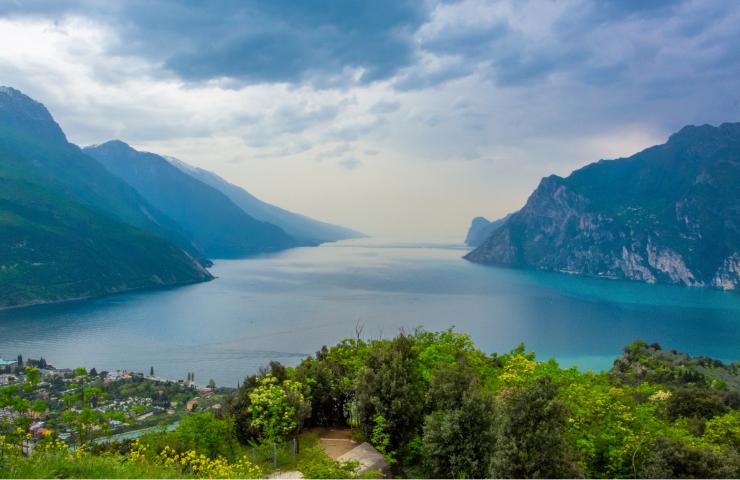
(222, 329, 740, 478)
(2, 329, 739, 478)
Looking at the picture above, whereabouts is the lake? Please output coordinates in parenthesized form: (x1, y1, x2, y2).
(1, 239, 738, 387)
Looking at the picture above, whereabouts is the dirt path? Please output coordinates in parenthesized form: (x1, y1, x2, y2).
(308, 427, 358, 459)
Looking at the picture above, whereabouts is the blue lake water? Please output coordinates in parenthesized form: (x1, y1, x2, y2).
(1, 239, 738, 387)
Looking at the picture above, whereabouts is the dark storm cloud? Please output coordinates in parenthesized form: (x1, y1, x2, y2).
(4, 0, 738, 97)
(0, 0, 430, 86)
(392, 0, 740, 99)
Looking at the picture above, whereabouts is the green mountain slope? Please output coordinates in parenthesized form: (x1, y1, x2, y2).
(0, 86, 211, 308)
(166, 156, 364, 245)
(84, 141, 297, 258)
(466, 123, 740, 290)
(0, 177, 211, 308)
(0, 86, 203, 261)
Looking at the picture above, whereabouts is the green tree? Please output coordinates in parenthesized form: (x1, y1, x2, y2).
(247, 375, 309, 441)
(23, 367, 41, 393)
(175, 411, 237, 458)
(667, 387, 729, 421)
(227, 362, 287, 444)
(638, 437, 739, 478)
(422, 360, 494, 478)
(489, 376, 579, 478)
(295, 341, 366, 426)
(355, 333, 424, 455)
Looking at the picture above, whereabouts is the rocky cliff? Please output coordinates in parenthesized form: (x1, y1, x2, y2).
(465, 123, 740, 291)
(464, 214, 511, 247)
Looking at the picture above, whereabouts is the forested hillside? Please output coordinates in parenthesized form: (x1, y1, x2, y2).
(2, 329, 738, 478)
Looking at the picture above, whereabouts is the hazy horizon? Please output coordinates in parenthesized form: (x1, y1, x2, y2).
(2, 0, 739, 241)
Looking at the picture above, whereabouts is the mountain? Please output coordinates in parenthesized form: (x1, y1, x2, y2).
(0, 86, 203, 261)
(465, 123, 740, 291)
(0, 87, 211, 308)
(165, 157, 364, 245)
(84, 141, 297, 258)
(464, 214, 511, 247)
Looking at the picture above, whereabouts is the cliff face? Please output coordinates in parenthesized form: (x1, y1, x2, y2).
(465, 123, 740, 291)
(464, 214, 511, 247)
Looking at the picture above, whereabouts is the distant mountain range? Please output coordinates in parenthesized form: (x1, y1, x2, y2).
(164, 156, 363, 245)
(0, 86, 360, 308)
(84, 141, 297, 258)
(465, 123, 740, 291)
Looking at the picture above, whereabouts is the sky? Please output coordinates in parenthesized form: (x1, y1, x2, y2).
(1, 0, 739, 241)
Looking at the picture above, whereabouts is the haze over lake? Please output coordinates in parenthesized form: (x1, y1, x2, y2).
(1, 239, 738, 387)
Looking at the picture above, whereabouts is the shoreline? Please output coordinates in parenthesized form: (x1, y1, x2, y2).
(0, 276, 215, 312)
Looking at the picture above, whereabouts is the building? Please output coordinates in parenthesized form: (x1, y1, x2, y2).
(0, 357, 17, 367)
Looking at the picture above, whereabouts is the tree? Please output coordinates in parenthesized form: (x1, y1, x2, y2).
(247, 375, 309, 441)
(175, 411, 237, 458)
(489, 376, 579, 478)
(638, 437, 739, 478)
(208, 379, 216, 389)
(24, 367, 41, 390)
(150, 366, 154, 377)
(355, 333, 424, 455)
(423, 391, 495, 478)
(227, 362, 288, 444)
(422, 359, 495, 478)
(295, 342, 362, 426)
(667, 387, 729, 421)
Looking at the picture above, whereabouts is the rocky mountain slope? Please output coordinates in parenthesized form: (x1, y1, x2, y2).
(465, 123, 740, 291)
(84, 141, 296, 258)
(166, 156, 363, 245)
(0, 87, 211, 308)
(464, 214, 511, 247)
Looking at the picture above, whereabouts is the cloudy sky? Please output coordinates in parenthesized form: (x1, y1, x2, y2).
(1, 0, 739, 241)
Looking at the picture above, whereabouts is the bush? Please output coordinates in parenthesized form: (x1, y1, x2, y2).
(296, 445, 360, 479)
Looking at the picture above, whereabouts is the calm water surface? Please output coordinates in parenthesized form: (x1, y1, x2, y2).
(1, 239, 738, 386)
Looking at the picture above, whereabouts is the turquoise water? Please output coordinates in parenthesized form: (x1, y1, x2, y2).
(1, 239, 738, 386)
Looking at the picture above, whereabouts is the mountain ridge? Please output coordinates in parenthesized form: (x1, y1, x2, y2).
(0, 87, 212, 308)
(83, 140, 298, 258)
(165, 156, 364, 245)
(465, 122, 740, 291)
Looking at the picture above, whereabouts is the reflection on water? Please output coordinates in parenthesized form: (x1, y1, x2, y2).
(1, 239, 738, 386)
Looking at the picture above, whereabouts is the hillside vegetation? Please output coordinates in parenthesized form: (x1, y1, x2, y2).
(1, 329, 738, 478)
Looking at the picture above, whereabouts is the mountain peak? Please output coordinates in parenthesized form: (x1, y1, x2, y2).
(0, 85, 67, 142)
(89, 139, 136, 152)
(667, 122, 740, 145)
